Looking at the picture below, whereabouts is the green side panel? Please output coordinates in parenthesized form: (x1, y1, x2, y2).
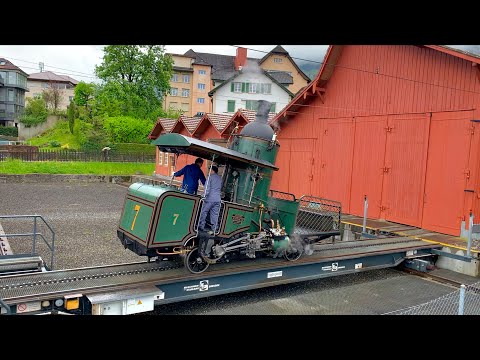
(153, 195, 196, 244)
(223, 207, 253, 235)
(152, 133, 191, 147)
(120, 198, 154, 242)
(267, 197, 300, 235)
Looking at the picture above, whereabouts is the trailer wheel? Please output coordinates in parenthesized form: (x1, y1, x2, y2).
(185, 247, 209, 273)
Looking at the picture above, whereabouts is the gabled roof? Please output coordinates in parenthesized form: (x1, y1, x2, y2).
(266, 71, 293, 84)
(204, 113, 232, 133)
(208, 68, 294, 98)
(258, 45, 310, 82)
(28, 71, 79, 85)
(148, 117, 178, 139)
(424, 45, 480, 64)
(271, 44, 480, 127)
(221, 108, 276, 136)
(184, 49, 258, 81)
(0, 58, 28, 76)
(180, 115, 202, 133)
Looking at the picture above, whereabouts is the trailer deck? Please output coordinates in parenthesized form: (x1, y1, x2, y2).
(0, 237, 440, 315)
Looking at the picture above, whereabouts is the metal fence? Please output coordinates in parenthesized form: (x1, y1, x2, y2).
(296, 195, 342, 233)
(0, 150, 155, 163)
(384, 280, 480, 315)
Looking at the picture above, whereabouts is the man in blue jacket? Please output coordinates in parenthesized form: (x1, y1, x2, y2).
(173, 157, 206, 195)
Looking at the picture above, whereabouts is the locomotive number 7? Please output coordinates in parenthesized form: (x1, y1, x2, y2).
(131, 205, 141, 230)
(173, 213, 180, 225)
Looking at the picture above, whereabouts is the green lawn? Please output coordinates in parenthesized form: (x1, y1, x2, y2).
(0, 159, 155, 175)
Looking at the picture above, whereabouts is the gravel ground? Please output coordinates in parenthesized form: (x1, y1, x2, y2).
(0, 182, 457, 315)
(0, 182, 140, 269)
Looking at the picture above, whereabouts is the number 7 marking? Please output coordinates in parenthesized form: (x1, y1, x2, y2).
(131, 205, 141, 230)
(173, 213, 179, 225)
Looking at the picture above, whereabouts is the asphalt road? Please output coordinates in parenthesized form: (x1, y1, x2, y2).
(0, 182, 458, 315)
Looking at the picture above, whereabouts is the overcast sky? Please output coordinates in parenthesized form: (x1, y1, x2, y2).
(0, 45, 328, 83)
(1, 45, 477, 83)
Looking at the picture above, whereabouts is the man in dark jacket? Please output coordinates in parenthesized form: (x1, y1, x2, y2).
(173, 157, 206, 194)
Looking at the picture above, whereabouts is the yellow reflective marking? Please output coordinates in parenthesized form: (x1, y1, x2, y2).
(173, 213, 179, 225)
(131, 205, 141, 230)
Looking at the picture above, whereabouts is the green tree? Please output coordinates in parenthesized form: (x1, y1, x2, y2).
(20, 97, 48, 127)
(67, 101, 76, 134)
(73, 81, 95, 119)
(94, 45, 173, 120)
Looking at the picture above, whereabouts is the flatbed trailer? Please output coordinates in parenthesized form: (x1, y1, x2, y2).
(0, 237, 439, 315)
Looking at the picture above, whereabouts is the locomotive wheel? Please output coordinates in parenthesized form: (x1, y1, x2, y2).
(185, 247, 209, 273)
(284, 248, 302, 261)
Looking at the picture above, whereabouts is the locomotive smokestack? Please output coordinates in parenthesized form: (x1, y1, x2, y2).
(240, 100, 275, 140)
(255, 100, 271, 124)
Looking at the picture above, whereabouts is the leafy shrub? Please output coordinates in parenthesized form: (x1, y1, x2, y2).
(49, 140, 61, 147)
(0, 127, 18, 137)
(109, 143, 155, 154)
(103, 116, 153, 144)
(20, 98, 48, 128)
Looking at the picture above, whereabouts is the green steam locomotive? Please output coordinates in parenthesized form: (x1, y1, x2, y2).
(117, 100, 341, 273)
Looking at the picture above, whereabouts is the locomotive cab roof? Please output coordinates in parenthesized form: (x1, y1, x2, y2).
(152, 133, 278, 171)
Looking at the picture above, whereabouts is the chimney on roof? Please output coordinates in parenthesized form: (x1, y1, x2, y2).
(234, 47, 247, 71)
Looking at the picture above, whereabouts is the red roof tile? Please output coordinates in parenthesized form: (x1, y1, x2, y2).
(181, 116, 202, 133)
(28, 71, 79, 85)
(205, 113, 232, 132)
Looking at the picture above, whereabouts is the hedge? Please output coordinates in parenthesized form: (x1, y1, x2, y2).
(0, 127, 18, 137)
(109, 143, 156, 154)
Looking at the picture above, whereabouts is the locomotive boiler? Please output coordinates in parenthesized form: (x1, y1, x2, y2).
(117, 100, 341, 273)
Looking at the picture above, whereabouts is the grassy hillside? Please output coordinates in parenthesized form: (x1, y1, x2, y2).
(28, 119, 86, 150)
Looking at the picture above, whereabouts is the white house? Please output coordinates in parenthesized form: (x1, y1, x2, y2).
(208, 66, 294, 114)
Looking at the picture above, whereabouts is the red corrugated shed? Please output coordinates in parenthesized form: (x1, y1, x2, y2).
(271, 45, 480, 236)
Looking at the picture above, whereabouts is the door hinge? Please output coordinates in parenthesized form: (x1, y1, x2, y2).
(464, 169, 471, 180)
(379, 205, 388, 212)
(385, 126, 394, 133)
(311, 158, 315, 166)
(308, 174, 313, 181)
(470, 125, 475, 135)
(383, 166, 391, 174)
(324, 129, 328, 135)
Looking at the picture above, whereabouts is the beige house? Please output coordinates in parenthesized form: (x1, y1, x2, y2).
(26, 71, 79, 110)
(258, 45, 311, 94)
(164, 54, 212, 117)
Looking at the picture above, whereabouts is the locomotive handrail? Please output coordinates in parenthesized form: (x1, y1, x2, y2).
(269, 189, 296, 201)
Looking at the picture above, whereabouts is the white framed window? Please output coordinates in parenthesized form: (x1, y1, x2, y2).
(170, 87, 178, 96)
(198, 69, 206, 75)
(171, 73, 178, 82)
(0, 61, 5, 65)
(170, 102, 178, 109)
(197, 83, 205, 90)
(164, 153, 169, 165)
(183, 74, 190, 83)
(158, 151, 163, 165)
(273, 57, 283, 63)
(262, 84, 272, 94)
(233, 82, 242, 93)
(181, 89, 189, 97)
(181, 103, 189, 111)
(197, 98, 205, 104)
(42, 82, 49, 88)
(248, 83, 257, 93)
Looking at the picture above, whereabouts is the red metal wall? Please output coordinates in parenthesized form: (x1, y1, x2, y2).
(274, 45, 480, 235)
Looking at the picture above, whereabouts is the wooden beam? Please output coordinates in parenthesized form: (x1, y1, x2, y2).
(286, 111, 297, 116)
(475, 64, 480, 83)
(316, 90, 325, 104)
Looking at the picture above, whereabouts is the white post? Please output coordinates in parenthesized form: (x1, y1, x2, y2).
(467, 212, 473, 258)
(362, 195, 368, 234)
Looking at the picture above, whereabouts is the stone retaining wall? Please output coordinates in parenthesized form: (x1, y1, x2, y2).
(0, 174, 132, 184)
